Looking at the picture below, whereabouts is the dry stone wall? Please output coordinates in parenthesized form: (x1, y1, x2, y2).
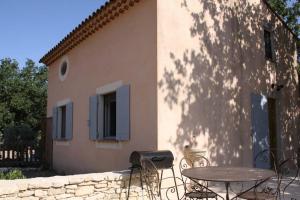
(0, 170, 151, 200)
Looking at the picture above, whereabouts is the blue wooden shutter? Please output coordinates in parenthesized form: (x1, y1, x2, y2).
(89, 95, 98, 140)
(251, 93, 270, 169)
(52, 107, 58, 140)
(57, 107, 62, 140)
(97, 95, 104, 140)
(116, 85, 130, 141)
(65, 102, 73, 140)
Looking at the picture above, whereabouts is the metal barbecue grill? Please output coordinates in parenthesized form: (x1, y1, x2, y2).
(129, 150, 174, 169)
(127, 150, 179, 200)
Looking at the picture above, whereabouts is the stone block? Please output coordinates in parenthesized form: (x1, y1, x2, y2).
(34, 190, 47, 197)
(21, 197, 39, 200)
(51, 178, 69, 188)
(16, 181, 29, 191)
(18, 190, 34, 197)
(29, 180, 51, 189)
(0, 183, 18, 195)
(68, 177, 85, 185)
(78, 181, 96, 186)
(41, 197, 56, 200)
(75, 186, 94, 196)
(66, 189, 75, 194)
(48, 188, 65, 195)
(85, 193, 106, 200)
(55, 193, 73, 199)
(94, 188, 108, 192)
(65, 197, 83, 200)
(94, 183, 107, 188)
(65, 184, 78, 189)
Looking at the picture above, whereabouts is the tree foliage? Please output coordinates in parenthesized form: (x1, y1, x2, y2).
(267, 0, 300, 71)
(268, 0, 300, 36)
(0, 58, 47, 146)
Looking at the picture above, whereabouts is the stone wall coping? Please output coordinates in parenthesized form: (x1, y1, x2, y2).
(0, 169, 133, 195)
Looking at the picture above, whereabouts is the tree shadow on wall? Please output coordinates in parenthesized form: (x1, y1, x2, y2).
(158, 0, 298, 165)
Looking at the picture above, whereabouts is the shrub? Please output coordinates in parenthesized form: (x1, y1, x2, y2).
(0, 169, 25, 180)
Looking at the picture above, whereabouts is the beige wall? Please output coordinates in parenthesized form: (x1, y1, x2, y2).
(47, 0, 299, 174)
(47, 0, 157, 174)
(157, 0, 299, 167)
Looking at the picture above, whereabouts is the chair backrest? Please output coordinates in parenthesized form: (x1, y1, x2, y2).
(278, 157, 300, 200)
(141, 158, 183, 200)
(140, 158, 160, 193)
(179, 156, 210, 172)
(254, 149, 278, 173)
(179, 156, 210, 192)
(254, 150, 299, 199)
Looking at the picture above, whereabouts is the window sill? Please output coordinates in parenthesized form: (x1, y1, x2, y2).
(95, 140, 122, 149)
(55, 141, 71, 146)
(102, 137, 117, 141)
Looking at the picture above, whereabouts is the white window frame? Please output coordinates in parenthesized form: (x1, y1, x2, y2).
(102, 92, 117, 139)
(55, 98, 72, 142)
(96, 81, 123, 140)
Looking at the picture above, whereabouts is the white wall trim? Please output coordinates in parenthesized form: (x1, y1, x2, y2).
(96, 81, 123, 95)
(56, 98, 71, 107)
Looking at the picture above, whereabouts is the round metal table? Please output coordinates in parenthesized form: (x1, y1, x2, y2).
(182, 167, 276, 200)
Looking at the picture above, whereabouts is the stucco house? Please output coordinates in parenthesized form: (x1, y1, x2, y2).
(40, 0, 299, 174)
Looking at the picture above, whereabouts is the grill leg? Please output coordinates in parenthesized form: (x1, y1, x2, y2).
(139, 168, 145, 200)
(171, 166, 180, 200)
(141, 169, 154, 200)
(126, 167, 134, 200)
(159, 170, 163, 200)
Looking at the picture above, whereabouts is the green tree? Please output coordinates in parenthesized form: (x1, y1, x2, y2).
(268, 0, 300, 36)
(0, 58, 47, 146)
(267, 0, 300, 70)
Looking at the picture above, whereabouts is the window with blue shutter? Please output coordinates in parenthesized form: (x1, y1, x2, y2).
(97, 95, 104, 140)
(89, 84, 130, 141)
(65, 102, 73, 140)
(53, 101, 73, 141)
(52, 107, 58, 140)
(89, 95, 98, 140)
(116, 85, 130, 141)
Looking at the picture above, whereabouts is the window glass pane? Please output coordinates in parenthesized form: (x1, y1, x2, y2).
(264, 30, 273, 60)
(103, 92, 116, 138)
(61, 105, 66, 139)
(110, 100, 116, 137)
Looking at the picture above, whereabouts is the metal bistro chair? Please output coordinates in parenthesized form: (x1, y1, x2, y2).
(140, 158, 161, 200)
(238, 150, 300, 200)
(237, 149, 279, 200)
(179, 156, 217, 200)
(140, 157, 181, 200)
(279, 157, 300, 200)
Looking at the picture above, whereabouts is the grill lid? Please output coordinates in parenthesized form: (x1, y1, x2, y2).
(129, 150, 174, 169)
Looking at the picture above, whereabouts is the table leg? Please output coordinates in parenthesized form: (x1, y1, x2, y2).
(225, 182, 230, 200)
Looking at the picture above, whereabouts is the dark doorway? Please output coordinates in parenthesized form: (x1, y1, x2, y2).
(268, 98, 278, 167)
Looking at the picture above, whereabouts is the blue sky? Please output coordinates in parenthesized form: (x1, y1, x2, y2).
(0, 0, 107, 66)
